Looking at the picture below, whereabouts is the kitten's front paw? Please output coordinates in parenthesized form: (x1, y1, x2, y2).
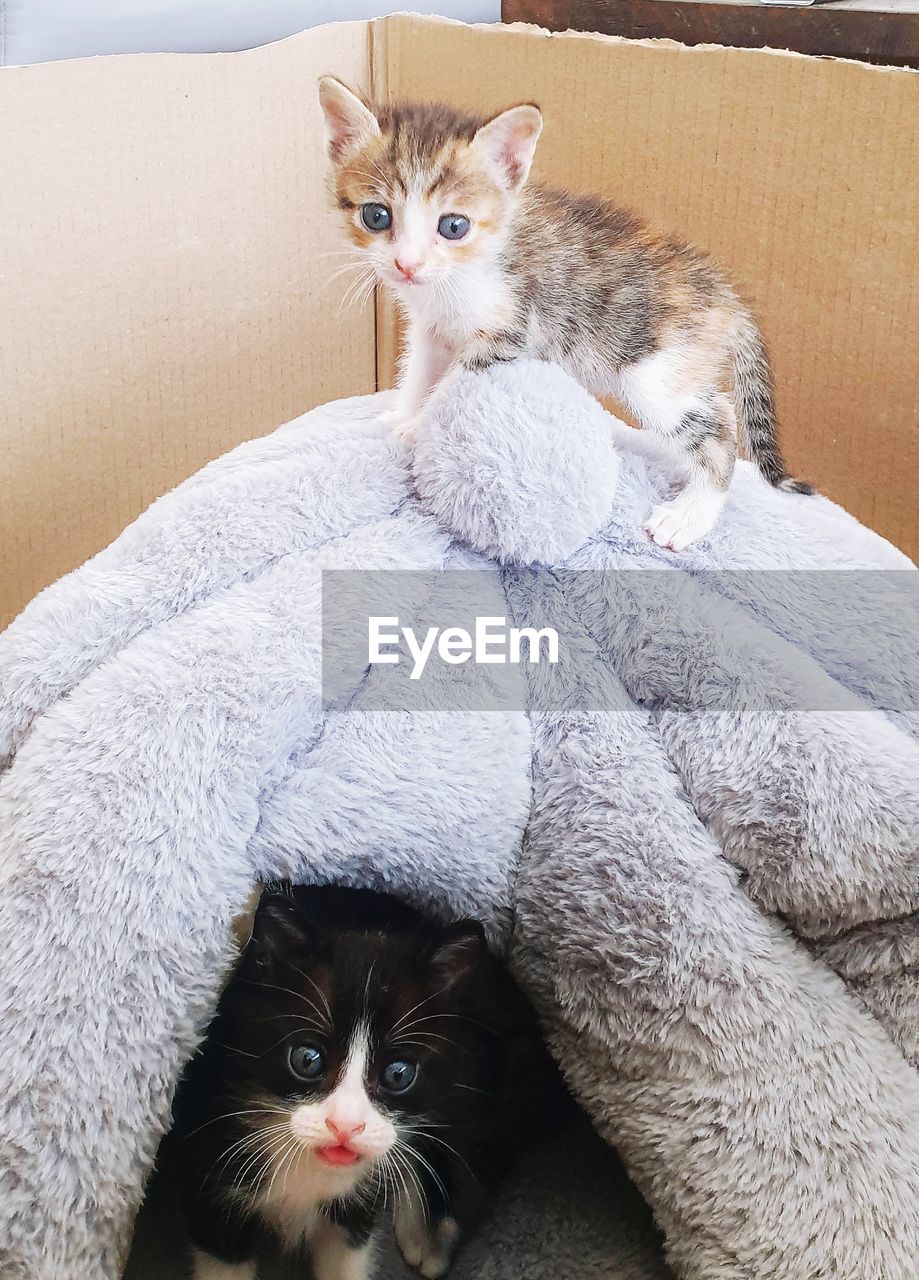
(645, 490, 723, 552)
(380, 406, 418, 446)
(396, 1216, 459, 1279)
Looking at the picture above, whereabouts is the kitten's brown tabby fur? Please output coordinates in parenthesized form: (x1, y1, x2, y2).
(319, 78, 810, 551)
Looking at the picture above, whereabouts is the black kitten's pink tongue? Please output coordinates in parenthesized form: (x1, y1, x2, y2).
(318, 1143, 362, 1167)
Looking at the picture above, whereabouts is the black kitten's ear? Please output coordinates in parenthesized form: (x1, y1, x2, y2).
(428, 920, 488, 990)
(247, 891, 315, 967)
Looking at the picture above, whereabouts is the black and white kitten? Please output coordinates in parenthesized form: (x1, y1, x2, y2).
(168, 886, 507, 1280)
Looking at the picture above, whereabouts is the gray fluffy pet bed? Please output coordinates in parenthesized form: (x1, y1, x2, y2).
(0, 360, 917, 1280)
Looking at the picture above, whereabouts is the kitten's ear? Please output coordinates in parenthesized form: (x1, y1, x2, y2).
(247, 891, 315, 967)
(428, 920, 488, 990)
(472, 104, 543, 191)
(318, 76, 381, 165)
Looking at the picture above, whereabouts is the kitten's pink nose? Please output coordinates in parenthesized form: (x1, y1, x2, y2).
(394, 258, 421, 281)
(326, 1117, 366, 1141)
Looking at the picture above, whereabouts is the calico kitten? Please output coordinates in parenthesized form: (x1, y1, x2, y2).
(168, 886, 504, 1280)
(318, 78, 811, 552)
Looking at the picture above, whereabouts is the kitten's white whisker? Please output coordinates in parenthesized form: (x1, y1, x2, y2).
(362, 960, 377, 1018)
(211, 1126, 288, 1191)
(265, 1133, 301, 1200)
(255, 1027, 325, 1057)
(394, 1030, 456, 1049)
(390, 1037, 450, 1060)
(183, 1108, 289, 1141)
(397, 1012, 489, 1033)
(404, 1144, 449, 1202)
(233, 1130, 285, 1193)
(342, 272, 371, 308)
(391, 985, 452, 1033)
(242, 979, 332, 1028)
(415, 1130, 477, 1180)
(254, 1012, 326, 1031)
(338, 266, 377, 314)
(353, 157, 391, 189)
(385, 1149, 411, 1215)
(317, 260, 372, 301)
(391, 1142, 428, 1216)
(324, 259, 372, 286)
(209, 1041, 260, 1060)
(278, 966, 334, 1026)
(376, 1156, 392, 1215)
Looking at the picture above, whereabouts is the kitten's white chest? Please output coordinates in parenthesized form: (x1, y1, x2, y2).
(260, 1188, 321, 1249)
(411, 265, 515, 351)
(256, 1161, 339, 1249)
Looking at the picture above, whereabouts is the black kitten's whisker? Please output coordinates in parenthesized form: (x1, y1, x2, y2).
(266, 1134, 302, 1201)
(253, 1012, 325, 1027)
(280, 961, 334, 1024)
(197, 1126, 289, 1183)
(205, 1123, 292, 1187)
(241, 978, 332, 1029)
(403, 1142, 449, 1202)
(210, 1041, 260, 1060)
(398, 1011, 492, 1034)
(393, 1029, 457, 1049)
(415, 1130, 477, 1181)
(389, 1152, 415, 1216)
(389, 1038, 447, 1060)
(375, 1156, 393, 1215)
(212, 1134, 275, 1193)
(356, 1161, 385, 1214)
(257, 1029, 319, 1057)
(401, 1118, 456, 1133)
(390, 984, 452, 1033)
(362, 960, 377, 1015)
(182, 1107, 289, 1141)
(391, 1141, 429, 1216)
(233, 1130, 287, 1194)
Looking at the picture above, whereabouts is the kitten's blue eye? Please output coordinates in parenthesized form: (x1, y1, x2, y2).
(288, 1044, 325, 1081)
(361, 203, 392, 232)
(380, 1059, 417, 1094)
(437, 214, 470, 241)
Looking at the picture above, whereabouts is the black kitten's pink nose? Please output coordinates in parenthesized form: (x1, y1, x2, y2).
(326, 1118, 366, 1141)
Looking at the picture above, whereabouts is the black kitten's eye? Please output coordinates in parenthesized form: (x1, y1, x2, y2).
(379, 1058, 418, 1094)
(360, 203, 392, 232)
(288, 1044, 325, 1081)
(437, 214, 470, 241)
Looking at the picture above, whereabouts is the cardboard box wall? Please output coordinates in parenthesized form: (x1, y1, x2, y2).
(1, 15, 916, 628)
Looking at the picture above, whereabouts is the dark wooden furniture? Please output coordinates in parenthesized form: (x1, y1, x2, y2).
(502, 0, 919, 68)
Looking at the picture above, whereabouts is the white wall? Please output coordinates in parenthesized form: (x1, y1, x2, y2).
(1, 2, 501, 66)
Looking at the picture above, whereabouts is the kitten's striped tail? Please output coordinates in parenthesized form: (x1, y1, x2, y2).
(732, 316, 813, 495)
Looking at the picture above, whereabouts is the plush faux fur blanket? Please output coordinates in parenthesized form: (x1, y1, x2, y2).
(0, 360, 917, 1280)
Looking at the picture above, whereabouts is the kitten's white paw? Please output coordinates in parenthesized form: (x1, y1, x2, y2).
(395, 1213, 426, 1269)
(645, 490, 723, 552)
(396, 1216, 459, 1278)
(380, 406, 418, 445)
